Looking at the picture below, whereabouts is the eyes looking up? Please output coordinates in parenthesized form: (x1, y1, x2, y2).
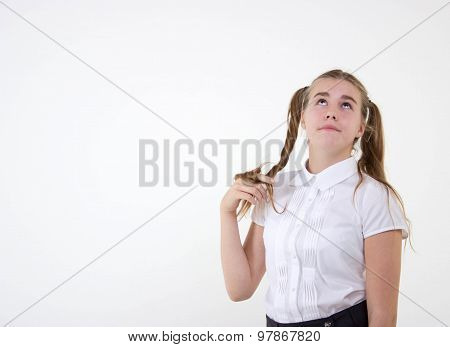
(316, 98, 353, 110)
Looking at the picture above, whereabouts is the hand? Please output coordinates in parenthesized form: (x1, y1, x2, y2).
(220, 174, 274, 214)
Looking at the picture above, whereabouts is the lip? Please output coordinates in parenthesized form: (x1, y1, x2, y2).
(319, 126, 340, 132)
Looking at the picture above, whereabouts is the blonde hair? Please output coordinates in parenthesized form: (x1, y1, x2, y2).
(234, 69, 414, 252)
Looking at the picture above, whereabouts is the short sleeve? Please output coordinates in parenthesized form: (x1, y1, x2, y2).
(359, 179, 409, 240)
(250, 199, 267, 227)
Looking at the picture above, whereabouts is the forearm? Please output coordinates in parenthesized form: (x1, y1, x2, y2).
(220, 210, 252, 301)
(368, 311, 397, 327)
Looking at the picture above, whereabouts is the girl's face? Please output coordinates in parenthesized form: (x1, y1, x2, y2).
(301, 78, 365, 154)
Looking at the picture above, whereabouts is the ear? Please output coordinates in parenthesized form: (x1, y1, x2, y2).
(356, 122, 365, 138)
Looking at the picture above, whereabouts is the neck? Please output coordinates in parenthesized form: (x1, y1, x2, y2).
(306, 147, 352, 174)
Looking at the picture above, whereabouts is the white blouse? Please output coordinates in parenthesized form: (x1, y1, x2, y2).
(250, 155, 409, 323)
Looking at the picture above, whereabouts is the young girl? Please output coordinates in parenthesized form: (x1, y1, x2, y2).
(220, 69, 413, 327)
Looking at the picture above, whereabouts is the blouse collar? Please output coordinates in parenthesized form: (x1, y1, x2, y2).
(290, 156, 358, 191)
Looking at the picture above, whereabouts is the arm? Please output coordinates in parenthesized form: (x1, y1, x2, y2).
(364, 229, 403, 326)
(220, 212, 266, 301)
(220, 176, 270, 302)
(220, 210, 253, 301)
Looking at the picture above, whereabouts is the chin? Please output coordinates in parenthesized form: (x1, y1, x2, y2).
(313, 137, 340, 146)
(310, 140, 345, 152)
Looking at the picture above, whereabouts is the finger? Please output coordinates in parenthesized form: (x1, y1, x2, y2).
(237, 191, 258, 205)
(247, 185, 265, 202)
(255, 183, 267, 201)
(237, 184, 264, 202)
(240, 179, 255, 187)
(251, 185, 265, 202)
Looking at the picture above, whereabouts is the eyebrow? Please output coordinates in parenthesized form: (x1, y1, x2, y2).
(313, 92, 358, 105)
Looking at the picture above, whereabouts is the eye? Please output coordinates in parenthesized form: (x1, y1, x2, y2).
(316, 98, 353, 109)
(342, 102, 352, 109)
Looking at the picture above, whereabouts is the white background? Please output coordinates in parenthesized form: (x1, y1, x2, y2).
(0, 0, 449, 326)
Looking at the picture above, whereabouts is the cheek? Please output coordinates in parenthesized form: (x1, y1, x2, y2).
(304, 110, 321, 126)
(305, 119, 322, 135)
(308, 107, 322, 117)
(343, 119, 361, 134)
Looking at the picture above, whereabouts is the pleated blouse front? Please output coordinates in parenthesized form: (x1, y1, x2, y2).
(251, 156, 408, 323)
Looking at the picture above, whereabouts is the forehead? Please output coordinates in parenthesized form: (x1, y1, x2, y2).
(310, 78, 360, 104)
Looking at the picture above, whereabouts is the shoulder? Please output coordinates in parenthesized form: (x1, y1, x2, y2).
(355, 173, 409, 240)
(353, 173, 394, 216)
(356, 173, 390, 200)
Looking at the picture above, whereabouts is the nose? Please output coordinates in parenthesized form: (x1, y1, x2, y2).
(326, 113, 337, 120)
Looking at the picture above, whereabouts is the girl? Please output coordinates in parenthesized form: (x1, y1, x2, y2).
(220, 69, 413, 327)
